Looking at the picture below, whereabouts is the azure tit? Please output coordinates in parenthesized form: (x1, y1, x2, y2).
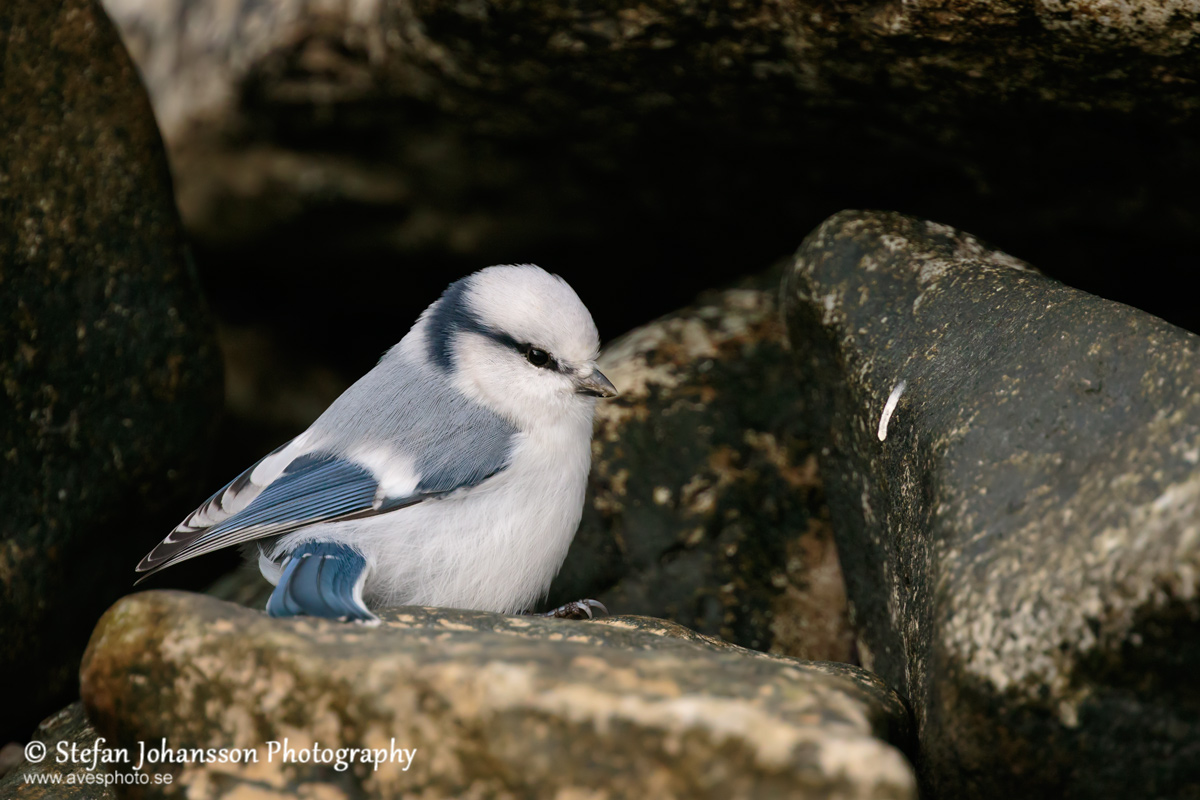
(136, 265, 618, 623)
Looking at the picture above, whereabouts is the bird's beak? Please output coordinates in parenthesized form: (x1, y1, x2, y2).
(576, 368, 618, 398)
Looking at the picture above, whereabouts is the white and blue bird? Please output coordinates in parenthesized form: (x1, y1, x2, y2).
(136, 265, 618, 623)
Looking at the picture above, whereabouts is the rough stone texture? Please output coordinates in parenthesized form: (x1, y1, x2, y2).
(95, 0, 1200, 347)
(0, 704, 117, 799)
(783, 210, 1200, 798)
(81, 590, 915, 799)
(550, 271, 855, 663)
(0, 0, 224, 742)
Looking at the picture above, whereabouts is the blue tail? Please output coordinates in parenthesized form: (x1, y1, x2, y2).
(266, 542, 376, 622)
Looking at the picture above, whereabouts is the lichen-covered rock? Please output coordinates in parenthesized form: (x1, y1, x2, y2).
(549, 272, 855, 663)
(0, 0, 223, 742)
(81, 590, 915, 799)
(0, 705, 116, 799)
(783, 210, 1200, 798)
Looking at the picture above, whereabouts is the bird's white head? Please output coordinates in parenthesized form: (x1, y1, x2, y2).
(418, 264, 617, 429)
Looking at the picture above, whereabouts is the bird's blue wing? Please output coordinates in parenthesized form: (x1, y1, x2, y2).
(414, 424, 514, 495)
(266, 542, 375, 622)
(136, 452, 423, 579)
(136, 428, 517, 582)
(201, 452, 388, 541)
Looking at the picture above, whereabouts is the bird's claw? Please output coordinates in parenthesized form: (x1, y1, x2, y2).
(533, 598, 608, 620)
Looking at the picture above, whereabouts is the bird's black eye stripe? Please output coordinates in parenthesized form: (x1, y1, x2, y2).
(520, 344, 554, 369)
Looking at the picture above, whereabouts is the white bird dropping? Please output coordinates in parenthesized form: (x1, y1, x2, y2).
(877, 380, 906, 442)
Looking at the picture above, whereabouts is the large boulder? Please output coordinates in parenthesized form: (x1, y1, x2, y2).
(783, 210, 1200, 797)
(0, 0, 223, 742)
(80, 591, 916, 799)
(550, 272, 855, 662)
(98, 0, 1200, 362)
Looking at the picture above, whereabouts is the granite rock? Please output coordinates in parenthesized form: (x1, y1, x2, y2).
(0, 704, 117, 799)
(0, 0, 223, 741)
(783, 210, 1200, 797)
(550, 271, 855, 663)
(80, 590, 915, 799)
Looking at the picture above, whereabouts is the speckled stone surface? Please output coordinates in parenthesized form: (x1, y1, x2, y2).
(550, 271, 855, 663)
(783, 210, 1200, 798)
(0, 0, 223, 742)
(80, 590, 915, 799)
(0, 704, 117, 799)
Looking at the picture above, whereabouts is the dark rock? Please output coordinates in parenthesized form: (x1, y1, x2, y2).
(0, 745, 24, 780)
(783, 210, 1200, 798)
(81, 590, 916, 799)
(0, 0, 223, 742)
(0, 704, 116, 799)
(550, 272, 856, 663)
(98, 0, 1200, 358)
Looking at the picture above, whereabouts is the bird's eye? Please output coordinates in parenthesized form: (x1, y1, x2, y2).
(524, 347, 551, 368)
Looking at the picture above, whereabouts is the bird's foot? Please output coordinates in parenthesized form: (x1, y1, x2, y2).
(530, 599, 608, 620)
